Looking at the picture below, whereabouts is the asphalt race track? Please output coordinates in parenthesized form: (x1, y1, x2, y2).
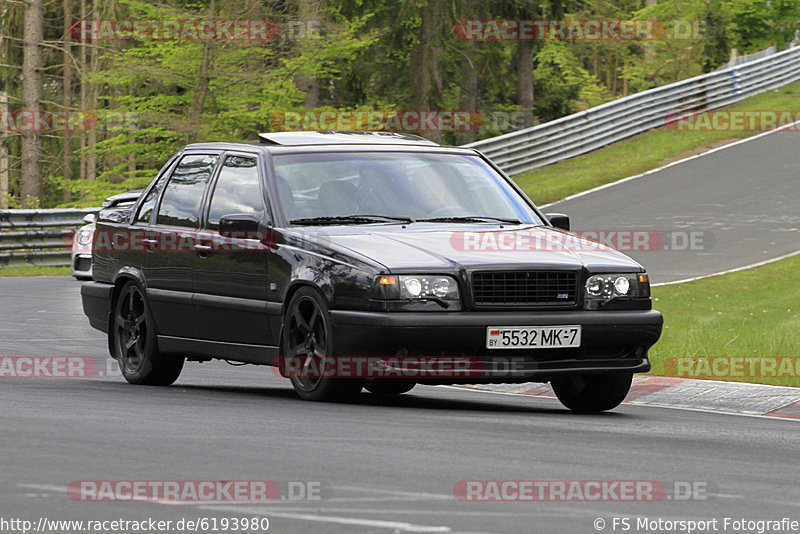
(3, 130, 800, 532)
(1, 277, 799, 533)
(545, 128, 800, 284)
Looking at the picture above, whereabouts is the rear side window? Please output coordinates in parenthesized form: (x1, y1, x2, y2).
(207, 156, 265, 229)
(156, 154, 218, 228)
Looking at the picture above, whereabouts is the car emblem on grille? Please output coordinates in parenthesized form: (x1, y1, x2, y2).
(557, 293, 569, 299)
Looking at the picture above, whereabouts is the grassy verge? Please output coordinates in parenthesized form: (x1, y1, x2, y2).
(514, 81, 800, 205)
(649, 254, 800, 387)
(0, 265, 72, 277)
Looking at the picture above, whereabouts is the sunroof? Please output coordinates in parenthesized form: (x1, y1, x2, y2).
(258, 131, 438, 146)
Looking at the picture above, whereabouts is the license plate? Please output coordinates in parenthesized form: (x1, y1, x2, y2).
(486, 326, 581, 349)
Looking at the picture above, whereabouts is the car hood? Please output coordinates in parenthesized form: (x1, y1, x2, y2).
(313, 224, 644, 272)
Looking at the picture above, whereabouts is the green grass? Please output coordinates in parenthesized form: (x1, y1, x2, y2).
(514, 81, 800, 205)
(0, 265, 72, 277)
(649, 254, 800, 387)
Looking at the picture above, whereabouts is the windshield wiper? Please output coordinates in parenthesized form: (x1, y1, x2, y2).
(415, 216, 521, 224)
(290, 215, 413, 226)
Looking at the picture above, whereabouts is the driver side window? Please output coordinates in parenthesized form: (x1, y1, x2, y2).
(207, 156, 265, 230)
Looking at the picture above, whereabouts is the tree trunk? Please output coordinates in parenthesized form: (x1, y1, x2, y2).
(63, 0, 73, 201)
(294, 0, 320, 108)
(409, 0, 442, 143)
(459, 47, 478, 143)
(86, 0, 97, 181)
(188, 0, 216, 142)
(79, 0, 87, 181)
(128, 86, 136, 175)
(0, 91, 8, 209)
(516, 41, 535, 129)
(644, 0, 657, 62)
(21, 0, 44, 206)
(457, 0, 480, 142)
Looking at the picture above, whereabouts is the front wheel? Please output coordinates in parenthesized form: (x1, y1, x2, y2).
(111, 281, 184, 386)
(550, 374, 632, 412)
(281, 287, 362, 402)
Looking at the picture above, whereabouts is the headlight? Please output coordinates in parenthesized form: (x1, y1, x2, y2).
(77, 229, 94, 246)
(372, 275, 460, 300)
(584, 273, 649, 299)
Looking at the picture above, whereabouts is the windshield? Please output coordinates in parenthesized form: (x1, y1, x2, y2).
(271, 152, 543, 225)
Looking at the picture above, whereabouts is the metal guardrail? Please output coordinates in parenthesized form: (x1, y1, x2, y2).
(464, 45, 800, 175)
(0, 208, 100, 268)
(723, 46, 778, 68)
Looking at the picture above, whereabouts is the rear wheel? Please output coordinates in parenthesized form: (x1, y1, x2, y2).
(364, 379, 416, 395)
(111, 281, 184, 386)
(281, 287, 362, 402)
(550, 374, 632, 412)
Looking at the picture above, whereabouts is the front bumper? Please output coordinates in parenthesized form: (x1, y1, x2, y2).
(329, 309, 662, 383)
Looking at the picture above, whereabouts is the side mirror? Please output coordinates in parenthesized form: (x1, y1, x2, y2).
(82, 213, 97, 224)
(219, 214, 261, 237)
(545, 213, 570, 231)
(219, 214, 275, 248)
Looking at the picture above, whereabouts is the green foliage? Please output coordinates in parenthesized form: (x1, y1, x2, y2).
(3, 0, 799, 207)
(650, 253, 800, 387)
(534, 41, 612, 119)
(725, 0, 800, 52)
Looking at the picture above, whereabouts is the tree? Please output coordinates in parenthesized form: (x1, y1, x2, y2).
(409, 0, 444, 143)
(0, 90, 8, 209)
(726, 0, 800, 52)
(62, 0, 73, 201)
(21, 0, 44, 206)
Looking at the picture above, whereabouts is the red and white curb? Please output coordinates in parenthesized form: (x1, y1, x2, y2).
(458, 375, 800, 420)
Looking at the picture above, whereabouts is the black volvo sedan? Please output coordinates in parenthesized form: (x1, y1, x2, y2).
(81, 131, 662, 412)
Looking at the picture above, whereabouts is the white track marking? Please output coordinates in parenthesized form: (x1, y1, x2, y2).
(540, 117, 800, 209)
(652, 249, 800, 286)
(442, 386, 800, 422)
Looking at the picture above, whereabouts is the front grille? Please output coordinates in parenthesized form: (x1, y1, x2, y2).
(472, 271, 578, 306)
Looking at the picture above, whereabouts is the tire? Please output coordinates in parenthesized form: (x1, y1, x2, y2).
(364, 379, 416, 395)
(281, 287, 363, 402)
(550, 373, 633, 413)
(111, 281, 184, 386)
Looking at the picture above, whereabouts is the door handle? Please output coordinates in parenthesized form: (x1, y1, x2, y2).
(141, 238, 158, 251)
